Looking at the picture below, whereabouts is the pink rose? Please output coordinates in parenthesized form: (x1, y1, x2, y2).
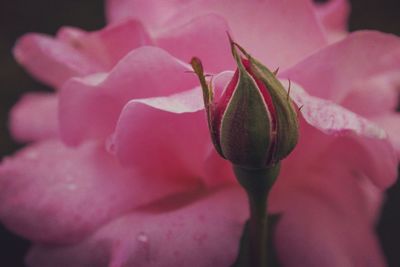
(1, 0, 399, 266)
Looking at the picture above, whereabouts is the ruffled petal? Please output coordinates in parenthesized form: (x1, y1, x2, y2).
(59, 47, 198, 145)
(313, 0, 350, 42)
(13, 33, 104, 88)
(0, 140, 193, 244)
(282, 31, 400, 103)
(26, 187, 247, 267)
(284, 80, 397, 189)
(106, 0, 326, 68)
(9, 93, 59, 142)
(110, 87, 210, 184)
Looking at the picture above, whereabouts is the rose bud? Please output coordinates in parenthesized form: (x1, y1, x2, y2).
(191, 41, 299, 169)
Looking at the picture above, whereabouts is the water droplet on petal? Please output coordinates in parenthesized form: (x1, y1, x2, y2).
(106, 135, 117, 155)
(25, 151, 39, 160)
(137, 232, 148, 243)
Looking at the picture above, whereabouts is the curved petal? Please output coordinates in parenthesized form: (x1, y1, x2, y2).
(285, 80, 397, 189)
(105, 0, 191, 29)
(339, 72, 399, 118)
(272, 137, 389, 266)
(275, 190, 385, 267)
(59, 46, 198, 145)
(13, 33, 104, 88)
(282, 31, 400, 103)
(107, 0, 326, 68)
(9, 93, 59, 142)
(0, 140, 193, 244)
(373, 114, 400, 159)
(110, 87, 210, 185)
(313, 0, 350, 42)
(26, 187, 247, 267)
(156, 14, 232, 73)
(57, 19, 152, 69)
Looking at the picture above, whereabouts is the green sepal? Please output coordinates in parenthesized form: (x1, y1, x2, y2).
(248, 57, 299, 161)
(220, 63, 273, 168)
(190, 57, 224, 156)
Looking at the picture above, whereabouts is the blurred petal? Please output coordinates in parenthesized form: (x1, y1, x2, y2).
(59, 47, 198, 145)
(0, 140, 193, 244)
(106, 0, 326, 68)
(275, 189, 385, 267)
(340, 72, 400, 118)
(313, 0, 350, 42)
(111, 87, 210, 184)
(373, 114, 400, 159)
(13, 34, 104, 88)
(106, 0, 191, 29)
(10, 93, 59, 142)
(272, 136, 389, 266)
(282, 31, 400, 103)
(156, 14, 232, 73)
(57, 19, 152, 69)
(27, 187, 247, 267)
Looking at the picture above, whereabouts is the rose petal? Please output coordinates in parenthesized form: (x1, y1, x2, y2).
(26, 187, 247, 267)
(313, 0, 350, 42)
(10, 93, 59, 142)
(111, 88, 210, 185)
(59, 47, 198, 145)
(0, 140, 193, 244)
(272, 138, 388, 265)
(282, 31, 400, 103)
(156, 14, 232, 73)
(373, 114, 400, 159)
(285, 80, 397, 188)
(339, 72, 399, 118)
(106, 0, 326, 68)
(275, 190, 385, 267)
(106, 0, 190, 29)
(13, 33, 104, 88)
(57, 19, 152, 69)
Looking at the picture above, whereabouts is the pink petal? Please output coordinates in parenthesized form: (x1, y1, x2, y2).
(105, 0, 189, 28)
(373, 114, 400, 159)
(9, 93, 59, 142)
(26, 187, 247, 267)
(0, 140, 194, 244)
(272, 139, 389, 265)
(313, 0, 350, 42)
(106, 0, 326, 68)
(275, 190, 385, 267)
(57, 19, 152, 69)
(286, 80, 397, 189)
(282, 31, 400, 103)
(340, 72, 399, 118)
(156, 14, 232, 73)
(59, 47, 198, 145)
(13, 33, 104, 88)
(111, 88, 210, 185)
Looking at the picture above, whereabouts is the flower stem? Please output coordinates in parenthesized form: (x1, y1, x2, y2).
(233, 164, 280, 267)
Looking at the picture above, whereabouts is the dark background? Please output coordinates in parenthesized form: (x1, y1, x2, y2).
(0, 0, 399, 266)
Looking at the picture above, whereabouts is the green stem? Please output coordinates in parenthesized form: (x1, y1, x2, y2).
(233, 164, 280, 267)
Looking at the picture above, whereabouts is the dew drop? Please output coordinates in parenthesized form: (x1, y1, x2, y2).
(66, 183, 77, 191)
(25, 151, 39, 160)
(137, 232, 149, 243)
(105, 136, 117, 155)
